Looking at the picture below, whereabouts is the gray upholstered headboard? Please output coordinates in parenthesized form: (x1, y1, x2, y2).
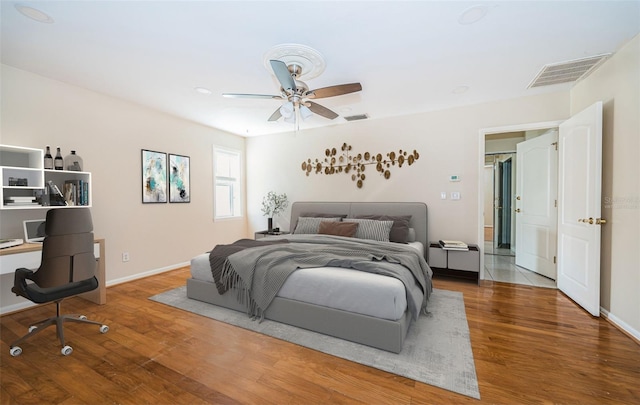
(289, 202, 428, 258)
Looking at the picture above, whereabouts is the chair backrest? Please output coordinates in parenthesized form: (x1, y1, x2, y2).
(32, 208, 96, 288)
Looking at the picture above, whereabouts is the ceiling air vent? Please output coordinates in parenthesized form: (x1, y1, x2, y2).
(343, 113, 369, 122)
(527, 53, 611, 88)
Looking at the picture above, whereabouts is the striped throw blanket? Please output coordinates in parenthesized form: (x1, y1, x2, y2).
(217, 234, 433, 321)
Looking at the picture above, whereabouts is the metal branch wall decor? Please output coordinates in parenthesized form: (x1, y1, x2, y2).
(301, 143, 420, 189)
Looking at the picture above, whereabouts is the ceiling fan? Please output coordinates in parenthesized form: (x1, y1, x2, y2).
(223, 59, 362, 123)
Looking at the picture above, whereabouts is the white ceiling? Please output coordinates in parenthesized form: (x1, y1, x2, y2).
(2, 1, 639, 137)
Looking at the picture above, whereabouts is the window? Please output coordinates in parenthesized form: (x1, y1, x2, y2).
(213, 146, 242, 219)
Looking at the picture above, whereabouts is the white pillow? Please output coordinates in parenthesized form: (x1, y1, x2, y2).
(343, 218, 393, 242)
(293, 217, 342, 234)
(407, 228, 416, 242)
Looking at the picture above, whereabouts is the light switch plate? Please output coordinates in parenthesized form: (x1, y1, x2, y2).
(441, 192, 447, 200)
(451, 192, 461, 200)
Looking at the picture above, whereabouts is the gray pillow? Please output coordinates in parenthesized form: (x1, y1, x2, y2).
(343, 218, 393, 242)
(294, 212, 348, 230)
(353, 215, 412, 243)
(293, 217, 342, 234)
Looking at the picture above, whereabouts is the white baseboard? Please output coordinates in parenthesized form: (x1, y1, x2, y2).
(106, 261, 190, 287)
(0, 301, 37, 315)
(600, 307, 640, 343)
(0, 262, 189, 315)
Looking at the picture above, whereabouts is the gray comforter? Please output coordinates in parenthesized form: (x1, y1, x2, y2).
(219, 234, 433, 321)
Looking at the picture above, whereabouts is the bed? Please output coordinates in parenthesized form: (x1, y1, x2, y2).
(187, 201, 431, 353)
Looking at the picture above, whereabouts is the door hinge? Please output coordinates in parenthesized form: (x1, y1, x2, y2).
(553, 256, 557, 264)
(554, 199, 557, 208)
(552, 142, 558, 151)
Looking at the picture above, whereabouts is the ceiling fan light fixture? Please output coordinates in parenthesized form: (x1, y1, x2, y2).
(279, 102, 294, 118)
(299, 105, 313, 120)
(226, 46, 362, 125)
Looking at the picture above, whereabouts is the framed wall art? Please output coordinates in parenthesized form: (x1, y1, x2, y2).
(169, 153, 190, 203)
(141, 149, 167, 203)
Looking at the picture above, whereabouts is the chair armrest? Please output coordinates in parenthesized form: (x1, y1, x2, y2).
(13, 268, 35, 295)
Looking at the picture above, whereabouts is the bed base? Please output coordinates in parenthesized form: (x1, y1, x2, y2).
(186, 277, 411, 353)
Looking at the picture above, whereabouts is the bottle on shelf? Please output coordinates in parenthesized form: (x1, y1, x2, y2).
(44, 145, 54, 170)
(54, 147, 64, 170)
(64, 150, 83, 171)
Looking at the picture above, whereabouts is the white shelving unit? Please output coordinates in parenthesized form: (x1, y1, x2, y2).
(0, 145, 91, 210)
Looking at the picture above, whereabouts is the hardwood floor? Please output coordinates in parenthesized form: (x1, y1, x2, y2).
(2, 267, 639, 404)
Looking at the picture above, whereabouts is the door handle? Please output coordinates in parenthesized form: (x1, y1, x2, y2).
(578, 217, 607, 225)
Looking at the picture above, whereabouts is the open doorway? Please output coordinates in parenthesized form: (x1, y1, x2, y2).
(484, 152, 516, 256)
(481, 127, 558, 288)
(484, 131, 524, 257)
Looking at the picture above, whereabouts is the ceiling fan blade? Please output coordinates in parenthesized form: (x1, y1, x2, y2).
(306, 83, 362, 99)
(307, 101, 339, 120)
(222, 93, 283, 100)
(268, 107, 282, 122)
(270, 60, 297, 92)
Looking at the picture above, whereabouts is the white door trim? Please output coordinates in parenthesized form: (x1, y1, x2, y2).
(478, 120, 563, 281)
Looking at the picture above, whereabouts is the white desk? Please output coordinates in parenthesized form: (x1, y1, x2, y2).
(0, 239, 106, 305)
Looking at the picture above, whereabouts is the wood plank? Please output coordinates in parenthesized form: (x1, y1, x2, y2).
(1, 267, 639, 404)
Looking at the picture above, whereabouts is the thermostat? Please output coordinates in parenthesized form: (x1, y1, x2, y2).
(450, 175, 461, 182)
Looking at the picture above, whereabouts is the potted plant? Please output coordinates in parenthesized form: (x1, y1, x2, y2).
(261, 191, 289, 232)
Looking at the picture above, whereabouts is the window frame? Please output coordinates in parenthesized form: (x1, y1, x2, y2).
(213, 146, 243, 220)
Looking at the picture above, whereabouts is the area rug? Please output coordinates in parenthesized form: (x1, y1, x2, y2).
(150, 287, 480, 399)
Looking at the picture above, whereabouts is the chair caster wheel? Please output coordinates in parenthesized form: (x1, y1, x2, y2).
(79, 315, 87, 320)
(28, 326, 37, 333)
(10, 346, 22, 357)
(61, 345, 73, 356)
(100, 325, 109, 334)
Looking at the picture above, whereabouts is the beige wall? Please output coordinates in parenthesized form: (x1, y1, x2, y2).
(246, 92, 570, 243)
(0, 65, 247, 311)
(570, 34, 640, 336)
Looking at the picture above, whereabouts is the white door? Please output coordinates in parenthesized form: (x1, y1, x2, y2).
(515, 130, 558, 279)
(557, 102, 603, 317)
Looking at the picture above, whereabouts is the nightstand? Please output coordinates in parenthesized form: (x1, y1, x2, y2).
(254, 230, 290, 240)
(428, 242, 480, 284)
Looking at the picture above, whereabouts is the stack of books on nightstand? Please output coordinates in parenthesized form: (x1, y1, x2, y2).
(439, 240, 469, 251)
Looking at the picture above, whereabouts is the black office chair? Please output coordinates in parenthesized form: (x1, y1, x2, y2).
(9, 208, 108, 357)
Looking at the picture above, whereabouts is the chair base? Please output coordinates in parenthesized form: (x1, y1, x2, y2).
(9, 300, 108, 356)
